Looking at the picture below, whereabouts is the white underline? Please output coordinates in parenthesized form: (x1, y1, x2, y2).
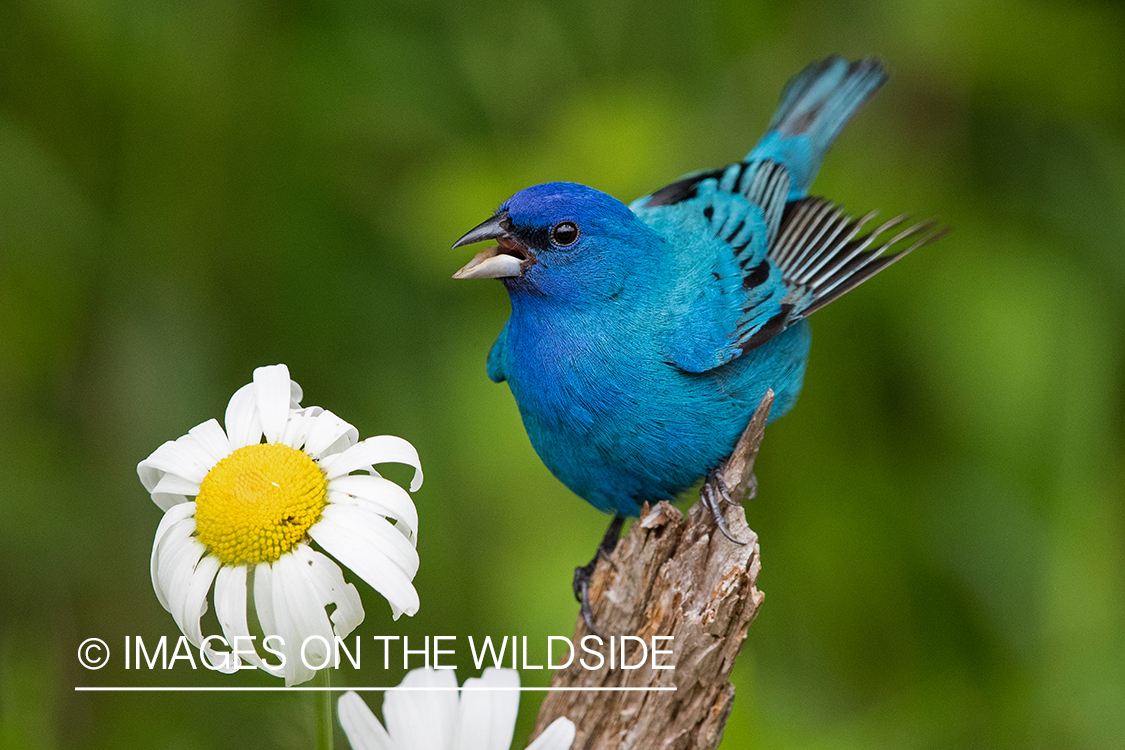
(75, 686, 676, 692)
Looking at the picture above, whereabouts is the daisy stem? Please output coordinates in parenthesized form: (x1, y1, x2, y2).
(314, 668, 334, 750)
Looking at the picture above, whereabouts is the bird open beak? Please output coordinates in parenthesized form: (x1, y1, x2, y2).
(452, 212, 532, 279)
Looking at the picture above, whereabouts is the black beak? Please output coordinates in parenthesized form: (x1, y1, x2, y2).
(452, 210, 531, 280)
(452, 211, 513, 249)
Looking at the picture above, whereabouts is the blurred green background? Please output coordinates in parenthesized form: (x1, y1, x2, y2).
(2, 0, 1124, 748)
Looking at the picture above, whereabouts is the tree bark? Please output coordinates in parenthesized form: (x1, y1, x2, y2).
(531, 392, 773, 750)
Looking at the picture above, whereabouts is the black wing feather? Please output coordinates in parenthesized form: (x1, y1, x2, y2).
(771, 198, 947, 316)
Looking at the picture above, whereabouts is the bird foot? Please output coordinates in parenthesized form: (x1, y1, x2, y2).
(572, 515, 625, 636)
(572, 560, 600, 636)
(700, 389, 774, 544)
(701, 470, 748, 545)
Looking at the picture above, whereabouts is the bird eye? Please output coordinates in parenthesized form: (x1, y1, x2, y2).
(550, 221, 580, 247)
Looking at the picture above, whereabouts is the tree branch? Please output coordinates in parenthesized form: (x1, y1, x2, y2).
(532, 391, 774, 750)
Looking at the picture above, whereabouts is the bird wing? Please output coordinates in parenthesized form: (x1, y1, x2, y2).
(633, 160, 793, 373)
(633, 159, 944, 373)
(487, 319, 509, 383)
(768, 197, 945, 317)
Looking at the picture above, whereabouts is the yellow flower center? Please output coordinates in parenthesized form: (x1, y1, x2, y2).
(195, 443, 328, 565)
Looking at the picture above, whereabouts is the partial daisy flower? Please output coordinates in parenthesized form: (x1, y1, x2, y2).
(338, 668, 576, 750)
(138, 364, 423, 686)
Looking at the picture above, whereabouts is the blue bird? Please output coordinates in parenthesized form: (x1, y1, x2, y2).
(453, 57, 944, 626)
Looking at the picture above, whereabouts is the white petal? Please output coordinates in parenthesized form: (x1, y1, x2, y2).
(253, 562, 278, 647)
(454, 668, 520, 750)
(253, 364, 293, 445)
(154, 522, 205, 621)
(255, 562, 303, 688)
(384, 668, 459, 750)
(214, 565, 280, 675)
(290, 379, 303, 408)
(320, 436, 423, 492)
(321, 504, 418, 578)
(187, 419, 232, 467)
(137, 447, 168, 493)
(271, 552, 334, 686)
(309, 510, 419, 618)
(291, 545, 365, 638)
(150, 503, 197, 611)
(327, 475, 418, 544)
(267, 568, 312, 686)
(525, 718, 576, 750)
(151, 492, 189, 512)
(338, 691, 396, 750)
(176, 555, 238, 673)
(182, 431, 222, 474)
(152, 472, 201, 498)
(138, 434, 213, 489)
(304, 409, 359, 459)
(308, 518, 417, 620)
(225, 383, 263, 449)
(177, 553, 220, 646)
(280, 406, 324, 450)
(139, 441, 192, 511)
(479, 668, 521, 739)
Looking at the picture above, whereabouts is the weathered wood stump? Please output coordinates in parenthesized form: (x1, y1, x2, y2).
(531, 392, 773, 750)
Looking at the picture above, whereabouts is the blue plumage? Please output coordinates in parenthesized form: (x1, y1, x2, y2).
(454, 57, 943, 517)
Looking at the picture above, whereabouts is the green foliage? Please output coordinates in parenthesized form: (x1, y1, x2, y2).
(1, 0, 1123, 748)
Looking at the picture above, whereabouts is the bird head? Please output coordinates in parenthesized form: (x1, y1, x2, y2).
(452, 182, 657, 302)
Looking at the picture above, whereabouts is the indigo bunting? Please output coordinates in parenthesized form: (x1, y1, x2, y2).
(453, 57, 944, 624)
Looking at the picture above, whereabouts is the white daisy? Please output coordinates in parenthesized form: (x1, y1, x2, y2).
(137, 363, 423, 686)
(338, 668, 576, 750)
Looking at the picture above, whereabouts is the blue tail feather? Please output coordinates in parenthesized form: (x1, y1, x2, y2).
(748, 57, 887, 198)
